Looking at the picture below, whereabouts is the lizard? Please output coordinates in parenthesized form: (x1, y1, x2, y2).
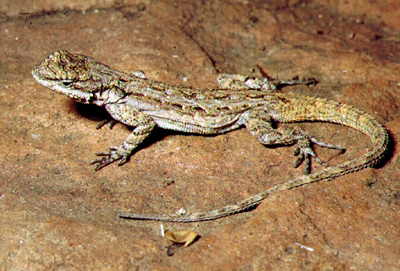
(32, 50, 389, 222)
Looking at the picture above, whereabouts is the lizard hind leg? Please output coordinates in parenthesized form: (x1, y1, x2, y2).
(217, 73, 280, 91)
(245, 110, 344, 174)
(217, 73, 317, 92)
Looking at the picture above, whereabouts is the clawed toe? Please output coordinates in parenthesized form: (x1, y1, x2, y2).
(90, 158, 118, 171)
(293, 139, 332, 174)
(90, 146, 129, 170)
(96, 119, 118, 130)
(90, 156, 122, 171)
(117, 156, 130, 166)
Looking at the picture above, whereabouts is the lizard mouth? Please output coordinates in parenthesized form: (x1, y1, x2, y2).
(32, 69, 93, 104)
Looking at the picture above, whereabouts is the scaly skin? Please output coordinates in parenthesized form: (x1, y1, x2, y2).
(32, 51, 389, 222)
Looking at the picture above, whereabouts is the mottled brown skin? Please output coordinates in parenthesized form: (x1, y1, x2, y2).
(32, 51, 389, 222)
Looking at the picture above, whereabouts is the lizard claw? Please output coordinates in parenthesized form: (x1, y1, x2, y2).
(293, 137, 344, 174)
(293, 139, 328, 174)
(90, 146, 130, 171)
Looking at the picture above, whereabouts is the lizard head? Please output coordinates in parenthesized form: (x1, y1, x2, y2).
(32, 50, 99, 104)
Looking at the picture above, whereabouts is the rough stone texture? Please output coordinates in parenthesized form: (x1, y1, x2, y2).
(1, 0, 399, 269)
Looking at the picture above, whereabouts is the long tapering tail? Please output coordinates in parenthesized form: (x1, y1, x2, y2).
(119, 95, 389, 222)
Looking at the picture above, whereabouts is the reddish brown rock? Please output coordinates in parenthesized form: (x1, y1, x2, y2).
(0, 0, 399, 269)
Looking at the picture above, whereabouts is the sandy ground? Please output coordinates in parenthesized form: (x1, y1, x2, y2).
(1, 0, 400, 269)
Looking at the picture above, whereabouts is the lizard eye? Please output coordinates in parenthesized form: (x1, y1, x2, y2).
(61, 80, 73, 87)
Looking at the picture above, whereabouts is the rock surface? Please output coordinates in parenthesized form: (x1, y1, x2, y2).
(1, 0, 399, 269)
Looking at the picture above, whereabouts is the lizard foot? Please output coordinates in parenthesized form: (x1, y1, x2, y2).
(293, 137, 345, 174)
(90, 146, 130, 171)
(96, 119, 118, 130)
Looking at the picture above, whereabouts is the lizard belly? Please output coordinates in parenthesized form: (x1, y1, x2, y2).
(148, 110, 247, 134)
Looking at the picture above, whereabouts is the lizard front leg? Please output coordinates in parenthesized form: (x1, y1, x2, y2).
(95, 71, 147, 130)
(91, 103, 156, 170)
(245, 109, 344, 174)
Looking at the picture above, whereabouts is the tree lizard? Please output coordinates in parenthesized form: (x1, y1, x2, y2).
(32, 51, 389, 222)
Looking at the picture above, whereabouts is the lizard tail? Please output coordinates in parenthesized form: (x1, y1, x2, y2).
(119, 96, 389, 222)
